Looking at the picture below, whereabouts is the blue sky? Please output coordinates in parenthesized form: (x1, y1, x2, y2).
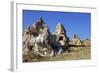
(23, 10, 91, 40)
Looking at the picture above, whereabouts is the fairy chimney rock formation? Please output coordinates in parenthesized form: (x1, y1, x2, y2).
(71, 34, 82, 46)
(30, 17, 49, 36)
(55, 22, 69, 49)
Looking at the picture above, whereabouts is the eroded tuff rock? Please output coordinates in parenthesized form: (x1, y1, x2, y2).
(54, 22, 69, 51)
(23, 17, 54, 62)
(70, 34, 82, 46)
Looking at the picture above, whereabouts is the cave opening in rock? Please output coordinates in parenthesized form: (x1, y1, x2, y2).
(59, 36, 63, 41)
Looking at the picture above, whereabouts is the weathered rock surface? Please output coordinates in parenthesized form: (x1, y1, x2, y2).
(54, 22, 69, 51)
(70, 34, 82, 46)
(23, 17, 54, 62)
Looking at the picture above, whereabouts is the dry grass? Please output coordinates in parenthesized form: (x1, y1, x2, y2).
(47, 47, 91, 61)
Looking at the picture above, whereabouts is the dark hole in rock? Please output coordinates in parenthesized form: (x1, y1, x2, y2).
(26, 32, 29, 35)
(59, 36, 63, 41)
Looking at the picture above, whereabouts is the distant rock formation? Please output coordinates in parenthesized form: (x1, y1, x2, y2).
(70, 34, 82, 46)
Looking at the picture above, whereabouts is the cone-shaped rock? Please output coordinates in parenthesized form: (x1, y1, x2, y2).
(55, 22, 66, 35)
(55, 22, 69, 51)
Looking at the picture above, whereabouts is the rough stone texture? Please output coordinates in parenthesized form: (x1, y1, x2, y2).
(70, 34, 82, 46)
(55, 22, 69, 51)
(22, 17, 54, 62)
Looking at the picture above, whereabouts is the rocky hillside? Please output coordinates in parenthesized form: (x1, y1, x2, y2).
(22, 17, 91, 62)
